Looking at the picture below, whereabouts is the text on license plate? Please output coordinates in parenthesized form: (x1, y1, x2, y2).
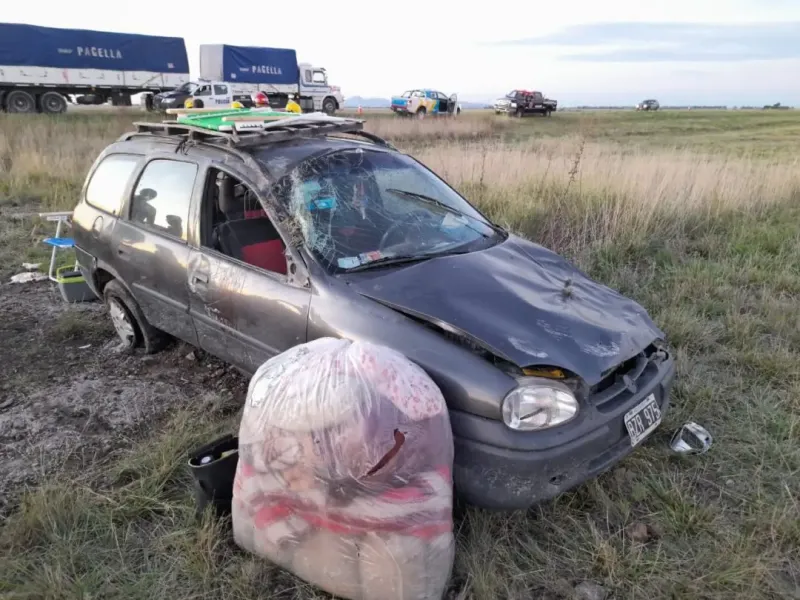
(624, 393, 662, 447)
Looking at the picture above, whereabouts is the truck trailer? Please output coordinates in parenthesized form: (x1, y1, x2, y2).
(152, 44, 344, 115)
(0, 22, 189, 114)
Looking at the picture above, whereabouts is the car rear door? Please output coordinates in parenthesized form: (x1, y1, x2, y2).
(112, 154, 201, 345)
(185, 164, 311, 374)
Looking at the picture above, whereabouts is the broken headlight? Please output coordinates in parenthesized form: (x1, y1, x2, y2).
(502, 378, 578, 431)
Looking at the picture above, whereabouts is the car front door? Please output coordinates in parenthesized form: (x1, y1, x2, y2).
(113, 155, 201, 345)
(212, 84, 231, 106)
(185, 165, 311, 373)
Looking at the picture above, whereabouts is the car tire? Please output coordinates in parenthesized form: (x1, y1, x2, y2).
(6, 90, 37, 113)
(103, 279, 170, 354)
(416, 107, 426, 119)
(40, 91, 68, 115)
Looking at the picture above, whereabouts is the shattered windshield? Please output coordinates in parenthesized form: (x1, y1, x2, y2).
(272, 148, 502, 273)
(505, 90, 518, 99)
(401, 91, 412, 98)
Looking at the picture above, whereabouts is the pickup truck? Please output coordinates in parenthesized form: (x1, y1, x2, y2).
(152, 44, 344, 115)
(390, 89, 460, 118)
(494, 90, 557, 117)
(0, 22, 189, 114)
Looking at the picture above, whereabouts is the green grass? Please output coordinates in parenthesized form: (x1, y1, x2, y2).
(1, 108, 799, 599)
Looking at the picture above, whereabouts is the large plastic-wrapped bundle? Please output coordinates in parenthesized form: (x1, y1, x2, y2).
(232, 337, 455, 600)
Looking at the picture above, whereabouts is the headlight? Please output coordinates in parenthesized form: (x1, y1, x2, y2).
(502, 378, 578, 431)
(510, 102, 517, 107)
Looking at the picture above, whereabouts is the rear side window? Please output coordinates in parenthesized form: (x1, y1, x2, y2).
(85, 154, 140, 216)
(129, 159, 198, 242)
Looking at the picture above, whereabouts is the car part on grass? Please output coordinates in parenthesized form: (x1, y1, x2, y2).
(669, 422, 712, 455)
(232, 338, 455, 600)
(188, 433, 239, 518)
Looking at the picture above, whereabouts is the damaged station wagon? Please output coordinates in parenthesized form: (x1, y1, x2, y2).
(72, 111, 676, 510)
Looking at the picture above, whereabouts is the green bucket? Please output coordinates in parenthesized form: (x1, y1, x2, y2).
(55, 265, 96, 303)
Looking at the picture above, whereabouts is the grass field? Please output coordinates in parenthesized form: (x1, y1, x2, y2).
(0, 108, 799, 600)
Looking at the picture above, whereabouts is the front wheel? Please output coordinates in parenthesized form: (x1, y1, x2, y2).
(416, 107, 427, 119)
(322, 97, 337, 115)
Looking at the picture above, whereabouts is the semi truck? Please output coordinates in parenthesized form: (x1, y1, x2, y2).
(151, 44, 344, 115)
(0, 22, 189, 114)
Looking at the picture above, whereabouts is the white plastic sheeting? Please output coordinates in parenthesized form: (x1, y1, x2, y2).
(232, 337, 455, 600)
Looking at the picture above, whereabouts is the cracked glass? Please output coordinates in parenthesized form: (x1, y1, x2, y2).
(268, 148, 501, 273)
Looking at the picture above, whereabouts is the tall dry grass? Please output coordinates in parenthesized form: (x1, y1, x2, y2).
(416, 138, 800, 255)
(2, 111, 799, 257)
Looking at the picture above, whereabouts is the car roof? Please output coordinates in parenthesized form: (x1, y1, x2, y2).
(112, 127, 395, 183)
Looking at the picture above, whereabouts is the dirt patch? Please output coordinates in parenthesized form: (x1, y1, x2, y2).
(0, 280, 247, 514)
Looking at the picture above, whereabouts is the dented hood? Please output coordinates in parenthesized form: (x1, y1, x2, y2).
(347, 235, 664, 386)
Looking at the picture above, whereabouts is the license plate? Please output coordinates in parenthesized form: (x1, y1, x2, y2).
(624, 393, 662, 447)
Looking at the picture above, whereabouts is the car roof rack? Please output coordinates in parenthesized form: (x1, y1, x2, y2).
(119, 109, 396, 151)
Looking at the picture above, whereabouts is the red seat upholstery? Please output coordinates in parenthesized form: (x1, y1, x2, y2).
(216, 218, 287, 276)
(241, 239, 287, 275)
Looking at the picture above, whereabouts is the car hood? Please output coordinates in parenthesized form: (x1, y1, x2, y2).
(346, 235, 664, 385)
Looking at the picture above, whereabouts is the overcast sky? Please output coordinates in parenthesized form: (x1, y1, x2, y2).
(5, 0, 800, 105)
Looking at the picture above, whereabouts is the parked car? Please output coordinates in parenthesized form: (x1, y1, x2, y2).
(494, 90, 557, 117)
(636, 99, 660, 111)
(390, 89, 460, 118)
(71, 111, 676, 511)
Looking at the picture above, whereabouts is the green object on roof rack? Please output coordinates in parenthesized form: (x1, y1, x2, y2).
(175, 108, 302, 132)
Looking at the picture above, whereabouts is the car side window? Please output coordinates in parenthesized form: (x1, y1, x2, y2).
(214, 84, 228, 95)
(85, 154, 140, 216)
(129, 159, 197, 242)
(195, 86, 211, 97)
(201, 168, 288, 276)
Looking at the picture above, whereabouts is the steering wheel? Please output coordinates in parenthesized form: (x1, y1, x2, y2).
(378, 211, 433, 252)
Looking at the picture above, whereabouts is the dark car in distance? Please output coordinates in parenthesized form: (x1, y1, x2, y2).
(71, 114, 676, 511)
(636, 99, 660, 111)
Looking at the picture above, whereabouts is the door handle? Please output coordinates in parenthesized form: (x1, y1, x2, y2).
(192, 273, 208, 284)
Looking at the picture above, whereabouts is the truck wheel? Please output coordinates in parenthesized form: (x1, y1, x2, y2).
(515, 107, 524, 118)
(416, 107, 427, 119)
(6, 90, 37, 114)
(40, 91, 67, 114)
(545, 109, 552, 117)
(322, 97, 337, 115)
(193, 99, 204, 109)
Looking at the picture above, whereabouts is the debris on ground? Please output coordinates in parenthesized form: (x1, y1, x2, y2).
(21, 262, 41, 271)
(670, 421, 713, 455)
(9, 271, 48, 284)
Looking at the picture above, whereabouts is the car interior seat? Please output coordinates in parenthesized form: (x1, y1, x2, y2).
(214, 175, 287, 275)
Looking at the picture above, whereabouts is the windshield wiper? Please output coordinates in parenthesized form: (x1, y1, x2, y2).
(384, 188, 505, 236)
(343, 254, 435, 273)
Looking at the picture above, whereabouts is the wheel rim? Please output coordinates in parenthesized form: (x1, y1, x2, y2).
(43, 94, 63, 113)
(108, 298, 136, 346)
(10, 94, 33, 112)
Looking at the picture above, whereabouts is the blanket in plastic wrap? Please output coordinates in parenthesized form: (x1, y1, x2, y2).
(232, 337, 455, 600)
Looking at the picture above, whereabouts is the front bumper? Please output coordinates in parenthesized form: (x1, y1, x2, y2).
(450, 354, 676, 510)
